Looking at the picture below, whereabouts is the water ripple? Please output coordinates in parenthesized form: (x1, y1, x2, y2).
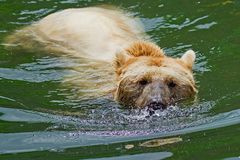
(0, 106, 239, 154)
(0, 68, 66, 82)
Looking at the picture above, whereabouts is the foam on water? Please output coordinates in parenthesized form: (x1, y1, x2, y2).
(1, 105, 240, 154)
(0, 100, 213, 136)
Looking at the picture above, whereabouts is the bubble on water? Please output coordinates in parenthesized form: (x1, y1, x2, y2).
(42, 100, 215, 136)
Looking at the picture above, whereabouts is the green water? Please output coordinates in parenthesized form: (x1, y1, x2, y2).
(0, 0, 240, 159)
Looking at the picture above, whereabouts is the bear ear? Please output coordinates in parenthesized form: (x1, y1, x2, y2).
(180, 50, 196, 69)
(113, 52, 129, 75)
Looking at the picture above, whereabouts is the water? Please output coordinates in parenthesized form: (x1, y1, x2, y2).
(0, 0, 240, 159)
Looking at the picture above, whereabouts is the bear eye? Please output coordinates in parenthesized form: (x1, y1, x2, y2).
(139, 79, 148, 86)
(168, 81, 176, 88)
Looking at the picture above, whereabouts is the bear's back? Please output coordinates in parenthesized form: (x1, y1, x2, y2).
(6, 7, 146, 61)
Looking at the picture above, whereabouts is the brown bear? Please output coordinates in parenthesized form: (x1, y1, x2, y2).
(5, 6, 197, 109)
(114, 41, 197, 109)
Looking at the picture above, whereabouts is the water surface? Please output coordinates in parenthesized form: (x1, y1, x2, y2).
(0, 0, 240, 159)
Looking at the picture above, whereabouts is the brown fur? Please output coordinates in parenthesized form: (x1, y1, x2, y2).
(125, 41, 164, 57)
(114, 41, 197, 108)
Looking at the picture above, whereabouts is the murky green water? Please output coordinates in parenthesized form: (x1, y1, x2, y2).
(0, 0, 240, 159)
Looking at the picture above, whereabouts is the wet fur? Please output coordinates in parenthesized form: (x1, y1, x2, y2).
(114, 41, 197, 108)
(4, 6, 197, 108)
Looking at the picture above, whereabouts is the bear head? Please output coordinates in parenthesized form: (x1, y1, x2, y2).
(114, 41, 197, 109)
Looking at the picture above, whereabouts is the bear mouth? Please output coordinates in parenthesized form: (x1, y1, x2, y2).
(146, 101, 167, 116)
